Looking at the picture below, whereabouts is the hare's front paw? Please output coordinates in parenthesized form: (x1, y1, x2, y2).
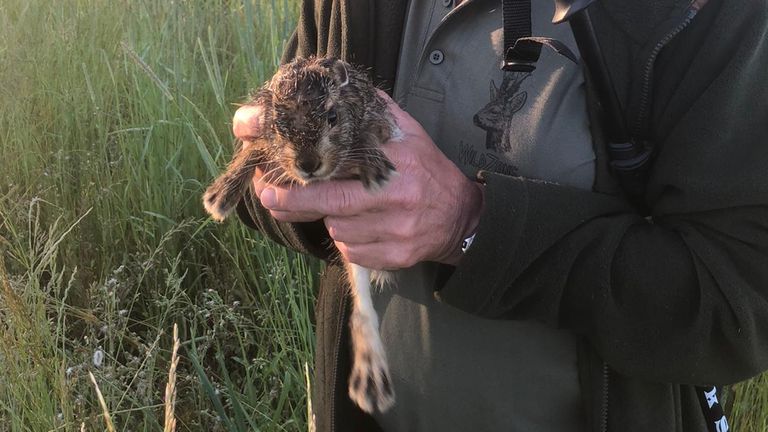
(359, 151, 396, 192)
(203, 175, 245, 222)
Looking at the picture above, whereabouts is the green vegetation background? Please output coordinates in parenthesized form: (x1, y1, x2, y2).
(0, 1, 765, 431)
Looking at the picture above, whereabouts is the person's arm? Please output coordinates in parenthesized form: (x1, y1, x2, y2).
(439, 1, 768, 386)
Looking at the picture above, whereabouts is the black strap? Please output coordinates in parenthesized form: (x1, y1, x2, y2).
(565, 5, 652, 210)
(502, 0, 537, 71)
(502, 0, 578, 72)
(502, 0, 531, 45)
(697, 386, 729, 432)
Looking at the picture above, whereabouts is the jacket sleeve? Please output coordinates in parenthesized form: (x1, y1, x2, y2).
(438, 1, 768, 386)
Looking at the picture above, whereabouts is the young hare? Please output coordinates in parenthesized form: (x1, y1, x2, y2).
(203, 57, 399, 413)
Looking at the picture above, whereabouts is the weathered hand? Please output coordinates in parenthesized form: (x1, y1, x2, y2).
(257, 92, 484, 268)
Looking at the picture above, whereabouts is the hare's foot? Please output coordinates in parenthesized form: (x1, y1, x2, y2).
(348, 328, 395, 413)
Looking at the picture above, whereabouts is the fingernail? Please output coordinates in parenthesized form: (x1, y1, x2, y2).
(260, 187, 276, 208)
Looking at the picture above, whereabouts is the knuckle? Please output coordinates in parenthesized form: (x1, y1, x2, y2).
(340, 192, 354, 214)
(392, 216, 417, 240)
(401, 183, 422, 209)
(326, 184, 350, 214)
(325, 219, 341, 240)
(397, 152, 418, 173)
(389, 249, 414, 269)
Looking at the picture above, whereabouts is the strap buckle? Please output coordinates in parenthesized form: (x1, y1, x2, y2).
(501, 37, 579, 72)
(502, 39, 541, 72)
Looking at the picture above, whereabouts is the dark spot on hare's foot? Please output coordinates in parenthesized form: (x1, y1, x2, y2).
(348, 354, 395, 413)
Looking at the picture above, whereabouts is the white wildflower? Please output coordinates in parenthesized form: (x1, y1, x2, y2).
(92, 349, 104, 368)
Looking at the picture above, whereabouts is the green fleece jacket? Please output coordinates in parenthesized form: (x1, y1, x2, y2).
(236, 0, 768, 430)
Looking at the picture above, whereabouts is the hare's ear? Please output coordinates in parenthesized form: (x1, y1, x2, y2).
(265, 77, 276, 93)
(333, 61, 349, 88)
(318, 57, 350, 88)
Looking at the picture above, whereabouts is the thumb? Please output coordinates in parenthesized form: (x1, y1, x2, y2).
(233, 104, 266, 142)
(376, 89, 419, 134)
(260, 180, 382, 216)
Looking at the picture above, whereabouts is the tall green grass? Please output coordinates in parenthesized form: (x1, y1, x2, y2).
(1, 0, 767, 431)
(0, 0, 318, 430)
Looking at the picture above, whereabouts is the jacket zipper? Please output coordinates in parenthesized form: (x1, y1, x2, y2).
(598, 11, 701, 431)
(329, 280, 348, 432)
(600, 362, 609, 432)
(632, 7, 699, 137)
(593, 11, 706, 431)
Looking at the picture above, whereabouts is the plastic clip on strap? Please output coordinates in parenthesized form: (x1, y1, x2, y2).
(563, 5, 653, 207)
(608, 141, 652, 171)
(502, 0, 578, 72)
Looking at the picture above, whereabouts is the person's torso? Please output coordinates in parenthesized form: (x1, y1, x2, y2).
(372, 0, 595, 430)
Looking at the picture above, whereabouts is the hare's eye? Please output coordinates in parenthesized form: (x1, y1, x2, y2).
(326, 109, 338, 126)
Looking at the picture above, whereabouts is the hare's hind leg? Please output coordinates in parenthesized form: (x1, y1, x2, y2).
(346, 262, 395, 413)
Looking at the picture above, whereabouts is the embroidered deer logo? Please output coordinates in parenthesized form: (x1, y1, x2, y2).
(473, 72, 530, 153)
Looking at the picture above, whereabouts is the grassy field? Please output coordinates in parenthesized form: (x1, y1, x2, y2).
(0, 0, 319, 431)
(0, 0, 766, 431)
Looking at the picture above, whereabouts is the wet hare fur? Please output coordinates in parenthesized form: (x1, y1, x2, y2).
(203, 57, 399, 413)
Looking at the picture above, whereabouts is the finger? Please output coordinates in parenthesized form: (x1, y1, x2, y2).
(243, 171, 321, 221)
(324, 216, 387, 244)
(269, 209, 324, 223)
(334, 240, 416, 271)
(250, 166, 268, 195)
(232, 104, 266, 141)
(258, 183, 324, 221)
(252, 163, 294, 194)
(260, 181, 384, 216)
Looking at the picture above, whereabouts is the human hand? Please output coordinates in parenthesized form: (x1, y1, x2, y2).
(256, 92, 484, 268)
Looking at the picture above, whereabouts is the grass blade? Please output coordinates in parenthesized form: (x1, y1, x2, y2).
(89, 371, 117, 432)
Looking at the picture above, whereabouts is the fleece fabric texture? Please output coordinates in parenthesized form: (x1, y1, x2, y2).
(235, 0, 768, 431)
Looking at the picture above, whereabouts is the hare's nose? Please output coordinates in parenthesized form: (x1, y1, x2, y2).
(296, 155, 322, 174)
